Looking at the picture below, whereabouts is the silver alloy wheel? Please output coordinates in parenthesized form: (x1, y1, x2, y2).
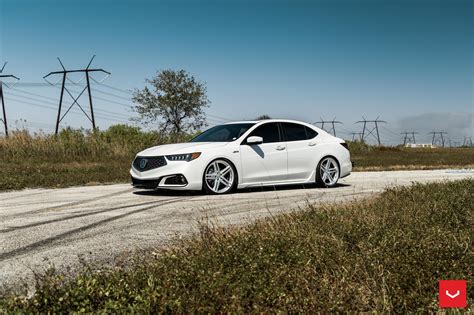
(204, 160, 235, 194)
(320, 157, 339, 186)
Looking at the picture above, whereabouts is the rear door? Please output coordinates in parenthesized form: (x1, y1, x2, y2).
(282, 122, 318, 181)
(239, 122, 288, 185)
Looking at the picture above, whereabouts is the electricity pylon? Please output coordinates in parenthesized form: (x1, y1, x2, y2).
(0, 62, 20, 137)
(463, 137, 473, 147)
(355, 117, 387, 145)
(314, 118, 343, 137)
(350, 132, 363, 141)
(401, 131, 418, 145)
(43, 56, 110, 134)
(428, 131, 448, 147)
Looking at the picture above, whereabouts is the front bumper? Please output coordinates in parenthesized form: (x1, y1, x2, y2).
(130, 158, 204, 190)
(131, 177, 161, 189)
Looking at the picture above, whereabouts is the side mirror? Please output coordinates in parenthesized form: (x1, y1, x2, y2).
(246, 136, 263, 145)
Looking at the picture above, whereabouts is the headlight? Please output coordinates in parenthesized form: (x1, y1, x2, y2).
(166, 152, 201, 162)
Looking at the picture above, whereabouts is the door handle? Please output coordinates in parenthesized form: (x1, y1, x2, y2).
(275, 145, 286, 151)
(308, 142, 317, 147)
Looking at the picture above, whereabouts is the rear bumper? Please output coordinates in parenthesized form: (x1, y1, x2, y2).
(339, 158, 352, 178)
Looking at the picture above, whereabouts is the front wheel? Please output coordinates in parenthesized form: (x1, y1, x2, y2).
(316, 156, 340, 188)
(203, 159, 237, 194)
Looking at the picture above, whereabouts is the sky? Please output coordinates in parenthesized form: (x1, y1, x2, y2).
(0, 0, 472, 144)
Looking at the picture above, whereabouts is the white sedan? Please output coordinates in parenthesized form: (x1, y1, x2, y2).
(130, 119, 352, 194)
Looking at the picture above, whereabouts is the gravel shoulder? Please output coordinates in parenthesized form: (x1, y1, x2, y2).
(1, 169, 473, 292)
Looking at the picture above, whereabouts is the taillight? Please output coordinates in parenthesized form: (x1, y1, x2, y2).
(340, 142, 349, 151)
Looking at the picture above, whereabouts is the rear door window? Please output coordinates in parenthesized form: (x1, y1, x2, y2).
(305, 126, 318, 139)
(282, 123, 307, 142)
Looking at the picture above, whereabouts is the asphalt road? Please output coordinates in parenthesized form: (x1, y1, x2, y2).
(1, 169, 473, 293)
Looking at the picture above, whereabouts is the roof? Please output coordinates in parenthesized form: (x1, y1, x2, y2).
(224, 119, 315, 125)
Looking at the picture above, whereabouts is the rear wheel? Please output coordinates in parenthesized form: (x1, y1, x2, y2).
(316, 156, 340, 188)
(203, 159, 237, 194)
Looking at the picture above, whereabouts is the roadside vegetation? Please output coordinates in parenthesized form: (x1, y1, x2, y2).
(1, 125, 473, 191)
(1, 179, 472, 312)
(348, 140, 474, 171)
(0, 125, 190, 191)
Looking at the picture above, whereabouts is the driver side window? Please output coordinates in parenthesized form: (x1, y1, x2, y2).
(247, 123, 281, 143)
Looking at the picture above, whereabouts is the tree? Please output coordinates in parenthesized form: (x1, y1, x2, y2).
(132, 69, 210, 135)
(255, 114, 271, 120)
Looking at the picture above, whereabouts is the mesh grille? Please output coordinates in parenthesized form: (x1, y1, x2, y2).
(131, 177, 160, 189)
(133, 156, 167, 172)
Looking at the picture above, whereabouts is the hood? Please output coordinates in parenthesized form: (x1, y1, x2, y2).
(137, 142, 229, 157)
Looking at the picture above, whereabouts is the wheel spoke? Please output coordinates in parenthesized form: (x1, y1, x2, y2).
(213, 178, 220, 191)
(213, 162, 220, 172)
(321, 161, 327, 171)
(206, 173, 217, 180)
(220, 166, 231, 176)
(220, 177, 232, 187)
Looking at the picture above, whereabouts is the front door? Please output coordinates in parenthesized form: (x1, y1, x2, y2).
(240, 122, 288, 185)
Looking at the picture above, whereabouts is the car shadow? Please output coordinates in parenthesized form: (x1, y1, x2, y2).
(133, 182, 350, 197)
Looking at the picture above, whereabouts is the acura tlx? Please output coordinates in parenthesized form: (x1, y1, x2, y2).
(130, 119, 352, 194)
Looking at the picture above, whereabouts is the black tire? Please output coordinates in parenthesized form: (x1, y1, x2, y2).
(202, 159, 238, 195)
(315, 156, 340, 188)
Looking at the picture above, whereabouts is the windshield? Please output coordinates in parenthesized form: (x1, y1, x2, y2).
(190, 123, 255, 142)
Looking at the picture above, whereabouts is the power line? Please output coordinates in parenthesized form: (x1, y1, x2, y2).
(7, 91, 132, 121)
(380, 126, 401, 137)
(91, 80, 134, 95)
(10, 87, 60, 102)
(61, 85, 133, 109)
(7, 96, 130, 125)
(90, 87, 134, 102)
(11, 79, 233, 127)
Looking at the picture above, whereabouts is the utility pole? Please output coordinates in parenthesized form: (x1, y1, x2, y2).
(355, 117, 387, 145)
(0, 62, 20, 137)
(314, 117, 343, 137)
(43, 56, 110, 134)
(428, 131, 448, 147)
(401, 131, 418, 145)
(350, 132, 363, 141)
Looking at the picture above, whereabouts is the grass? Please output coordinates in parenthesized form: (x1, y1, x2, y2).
(348, 141, 474, 171)
(0, 125, 189, 191)
(0, 125, 473, 191)
(1, 179, 473, 312)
